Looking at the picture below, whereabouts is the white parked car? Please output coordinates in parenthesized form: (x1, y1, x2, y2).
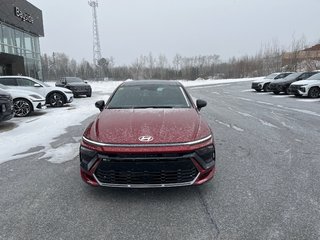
(251, 72, 293, 92)
(0, 84, 46, 117)
(288, 72, 320, 98)
(0, 76, 73, 107)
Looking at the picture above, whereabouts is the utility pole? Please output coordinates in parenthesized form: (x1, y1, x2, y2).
(88, 0, 102, 66)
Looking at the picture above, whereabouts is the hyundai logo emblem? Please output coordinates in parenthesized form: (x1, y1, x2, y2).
(138, 136, 154, 142)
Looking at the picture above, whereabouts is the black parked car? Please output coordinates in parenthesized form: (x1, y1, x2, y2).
(0, 89, 14, 122)
(269, 71, 318, 94)
(56, 77, 92, 97)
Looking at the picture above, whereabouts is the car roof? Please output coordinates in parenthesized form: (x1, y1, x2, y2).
(122, 80, 182, 86)
(0, 75, 35, 80)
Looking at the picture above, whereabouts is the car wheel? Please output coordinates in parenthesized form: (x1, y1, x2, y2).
(87, 92, 92, 97)
(263, 83, 270, 92)
(308, 87, 320, 98)
(13, 98, 32, 117)
(294, 93, 301, 97)
(49, 92, 65, 107)
(255, 89, 261, 92)
(74, 94, 78, 98)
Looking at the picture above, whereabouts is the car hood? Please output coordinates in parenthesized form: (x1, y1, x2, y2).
(66, 82, 89, 87)
(271, 79, 296, 85)
(291, 80, 320, 85)
(84, 108, 211, 144)
(253, 78, 275, 83)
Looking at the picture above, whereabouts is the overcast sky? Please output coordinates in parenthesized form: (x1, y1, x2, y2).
(27, 0, 320, 66)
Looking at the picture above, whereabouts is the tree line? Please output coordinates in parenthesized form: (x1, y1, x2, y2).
(41, 38, 318, 81)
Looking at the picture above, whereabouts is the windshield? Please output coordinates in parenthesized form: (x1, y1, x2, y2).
(107, 84, 191, 109)
(283, 72, 300, 80)
(66, 77, 83, 83)
(265, 73, 278, 79)
(307, 73, 320, 80)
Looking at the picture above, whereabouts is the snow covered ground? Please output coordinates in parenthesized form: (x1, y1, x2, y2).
(0, 77, 260, 164)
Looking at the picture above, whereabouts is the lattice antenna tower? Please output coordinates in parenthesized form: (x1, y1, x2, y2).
(88, 0, 102, 66)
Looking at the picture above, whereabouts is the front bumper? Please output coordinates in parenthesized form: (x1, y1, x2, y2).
(31, 99, 46, 111)
(251, 82, 262, 90)
(65, 93, 74, 103)
(288, 85, 307, 96)
(269, 84, 284, 92)
(70, 88, 91, 95)
(80, 139, 216, 188)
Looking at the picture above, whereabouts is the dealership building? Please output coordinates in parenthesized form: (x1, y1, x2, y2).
(0, 0, 44, 79)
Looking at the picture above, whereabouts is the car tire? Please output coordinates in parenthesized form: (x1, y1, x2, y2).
(48, 92, 65, 107)
(74, 94, 79, 98)
(294, 93, 301, 97)
(255, 89, 261, 92)
(13, 98, 32, 117)
(308, 87, 320, 98)
(273, 91, 280, 95)
(263, 83, 270, 92)
(87, 92, 92, 97)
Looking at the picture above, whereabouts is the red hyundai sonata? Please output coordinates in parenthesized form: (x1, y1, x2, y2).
(80, 80, 216, 187)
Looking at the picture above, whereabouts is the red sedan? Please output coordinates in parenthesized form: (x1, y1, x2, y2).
(80, 80, 215, 188)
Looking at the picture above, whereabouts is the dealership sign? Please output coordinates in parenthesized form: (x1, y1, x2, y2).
(14, 7, 34, 24)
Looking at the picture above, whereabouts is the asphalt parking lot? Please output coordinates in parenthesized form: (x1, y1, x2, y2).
(1, 81, 320, 240)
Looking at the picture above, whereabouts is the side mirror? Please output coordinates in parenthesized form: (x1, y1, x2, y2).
(34, 83, 42, 87)
(84, 81, 88, 84)
(196, 99, 207, 111)
(95, 100, 105, 112)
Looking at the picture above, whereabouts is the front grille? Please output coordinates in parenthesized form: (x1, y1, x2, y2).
(95, 157, 198, 185)
(289, 85, 301, 92)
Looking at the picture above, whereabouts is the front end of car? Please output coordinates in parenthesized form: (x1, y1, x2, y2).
(288, 84, 309, 96)
(79, 134, 216, 188)
(64, 90, 74, 103)
(269, 82, 285, 93)
(0, 92, 14, 122)
(67, 85, 92, 96)
(251, 81, 263, 91)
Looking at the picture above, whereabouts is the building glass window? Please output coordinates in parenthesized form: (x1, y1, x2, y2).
(0, 22, 43, 79)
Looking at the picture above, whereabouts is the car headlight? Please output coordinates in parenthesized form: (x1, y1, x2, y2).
(300, 87, 306, 92)
(29, 94, 43, 99)
(196, 144, 215, 163)
(80, 146, 97, 163)
(64, 90, 73, 94)
(80, 146, 98, 170)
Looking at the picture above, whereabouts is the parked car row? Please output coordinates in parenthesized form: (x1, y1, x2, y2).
(251, 71, 320, 98)
(0, 75, 92, 122)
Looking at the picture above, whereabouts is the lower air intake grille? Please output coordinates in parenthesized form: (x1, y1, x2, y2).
(95, 158, 198, 185)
